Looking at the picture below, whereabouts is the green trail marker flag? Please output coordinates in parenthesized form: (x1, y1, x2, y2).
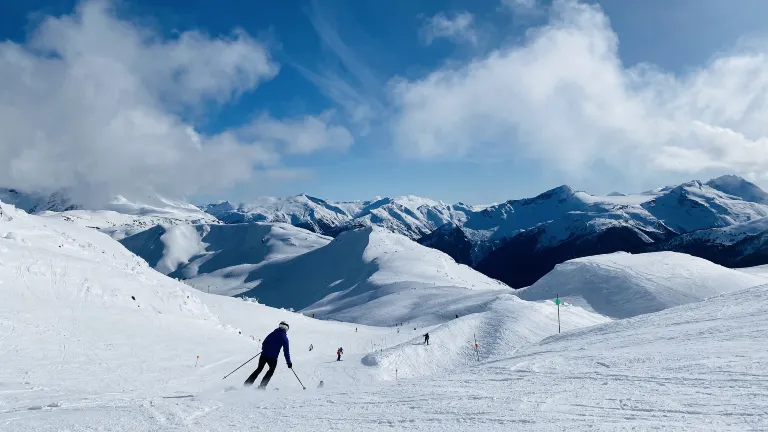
(556, 294, 561, 333)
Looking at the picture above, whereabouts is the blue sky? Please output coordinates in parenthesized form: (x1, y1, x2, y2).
(3, 0, 768, 205)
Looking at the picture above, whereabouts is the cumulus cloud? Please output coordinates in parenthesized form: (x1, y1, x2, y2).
(0, 0, 351, 207)
(421, 12, 478, 46)
(389, 0, 768, 183)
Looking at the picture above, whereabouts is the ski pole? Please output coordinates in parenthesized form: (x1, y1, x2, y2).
(222, 352, 261, 380)
(291, 368, 306, 390)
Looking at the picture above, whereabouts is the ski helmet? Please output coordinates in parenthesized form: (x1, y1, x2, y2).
(279, 321, 289, 331)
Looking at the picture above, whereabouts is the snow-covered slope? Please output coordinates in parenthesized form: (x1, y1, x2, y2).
(119, 222, 513, 325)
(120, 222, 332, 296)
(231, 227, 511, 326)
(646, 216, 768, 268)
(361, 293, 607, 378)
(518, 251, 766, 318)
(475, 211, 673, 288)
(4, 198, 766, 430)
(0, 188, 220, 240)
(0, 198, 614, 431)
(706, 174, 768, 204)
(641, 180, 768, 233)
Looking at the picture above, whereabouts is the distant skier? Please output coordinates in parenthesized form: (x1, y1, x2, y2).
(337, 347, 343, 361)
(423, 333, 430, 345)
(244, 321, 292, 389)
(455, 314, 459, 319)
(309, 344, 313, 351)
(317, 380, 324, 388)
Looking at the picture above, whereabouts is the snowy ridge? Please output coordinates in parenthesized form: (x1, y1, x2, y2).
(204, 194, 359, 233)
(641, 180, 768, 233)
(234, 226, 510, 325)
(120, 223, 512, 325)
(706, 174, 768, 204)
(120, 222, 332, 296)
(205, 193, 477, 240)
(9, 193, 222, 240)
(518, 251, 766, 318)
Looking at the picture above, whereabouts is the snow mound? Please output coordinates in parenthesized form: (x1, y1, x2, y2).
(362, 294, 608, 379)
(120, 222, 332, 296)
(518, 251, 766, 318)
(238, 227, 510, 325)
(0, 200, 218, 321)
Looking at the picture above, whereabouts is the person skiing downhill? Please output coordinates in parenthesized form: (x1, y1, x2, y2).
(244, 321, 292, 389)
(423, 333, 430, 345)
(337, 347, 343, 361)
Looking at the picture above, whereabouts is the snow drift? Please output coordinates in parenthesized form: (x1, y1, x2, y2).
(518, 251, 766, 318)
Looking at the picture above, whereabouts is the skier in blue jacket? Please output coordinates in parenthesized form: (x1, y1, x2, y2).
(244, 321, 292, 389)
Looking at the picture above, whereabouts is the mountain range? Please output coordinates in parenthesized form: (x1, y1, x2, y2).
(5, 174, 768, 289)
(200, 175, 768, 288)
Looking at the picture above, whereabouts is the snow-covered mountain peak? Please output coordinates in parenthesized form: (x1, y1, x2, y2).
(518, 184, 578, 205)
(641, 180, 768, 234)
(706, 175, 768, 204)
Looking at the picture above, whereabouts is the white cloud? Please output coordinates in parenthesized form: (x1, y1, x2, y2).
(245, 111, 354, 154)
(389, 0, 768, 183)
(421, 12, 478, 46)
(0, 0, 351, 207)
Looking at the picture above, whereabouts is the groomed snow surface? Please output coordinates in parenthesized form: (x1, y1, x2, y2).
(2, 201, 768, 430)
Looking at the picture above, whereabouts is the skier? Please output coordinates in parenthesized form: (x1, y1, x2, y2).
(423, 333, 430, 345)
(244, 321, 292, 389)
(336, 347, 343, 361)
(309, 344, 313, 351)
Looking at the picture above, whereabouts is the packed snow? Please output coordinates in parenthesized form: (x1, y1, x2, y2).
(518, 251, 767, 318)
